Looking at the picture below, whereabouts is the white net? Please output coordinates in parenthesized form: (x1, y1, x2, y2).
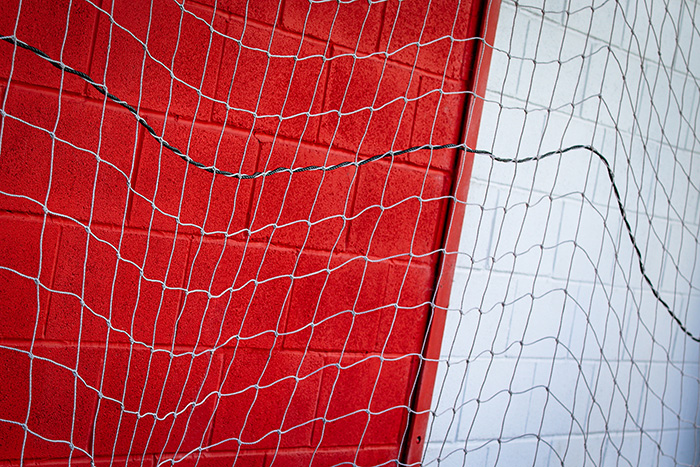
(0, 0, 698, 466)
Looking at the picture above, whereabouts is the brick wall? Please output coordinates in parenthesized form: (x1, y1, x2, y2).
(425, 0, 700, 465)
(0, 0, 487, 465)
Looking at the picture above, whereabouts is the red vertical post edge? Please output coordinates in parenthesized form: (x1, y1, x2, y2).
(401, 0, 502, 463)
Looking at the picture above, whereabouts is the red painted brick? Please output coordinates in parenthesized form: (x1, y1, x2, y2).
(48, 95, 140, 226)
(177, 239, 296, 349)
(0, 344, 97, 465)
(0, 93, 55, 215)
(410, 76, 467, 170)
(0, 0, 97, 93)
(347, 163, 451, 261)
(212, 19, 327, 141)
(197, 0, 281, 25)
(2, 83, 60, 129)
(89, 0, 225, 121)
(88, 345, 222, 457)
(210, 349, 324, 451)
(283, 251, 389, 352)
(45, 225, 189, 346)
(0, 1, 481, 461)
(162, 450, 265, 467)
(0, 86, 139, 223)
(281, 0, 385, 54)
(0, 215, 59, 341)
(94, 456, 155, 467)
(379, 0, 476, 79)
(247, 140, 355, 250)
(19, 455, 155, 466)
(313, 354, 418, 447)
(270, 446, 399, 467)
(375, 262, 434, 354)
(12, 87, 98, 220)
(319, 50, 418, 157)
(17, 345, 98, 460)
(185, 239, 297, 294)
(129, 116, 258, 234)
(0, 346, 30, 459)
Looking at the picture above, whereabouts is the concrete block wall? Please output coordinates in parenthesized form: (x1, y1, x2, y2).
(425, 0, 700, 465)
(0, 0, 489, 465)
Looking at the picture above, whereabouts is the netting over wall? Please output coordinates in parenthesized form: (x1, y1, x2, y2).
(425, 0, 700, 465)
(0, 0, 486, 465)
(0, 0, 698, 466)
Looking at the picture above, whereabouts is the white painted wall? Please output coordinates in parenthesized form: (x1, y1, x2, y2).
(424, 0, 700, 465)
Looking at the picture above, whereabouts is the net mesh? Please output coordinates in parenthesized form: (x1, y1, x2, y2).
(0, 0, 698, 466)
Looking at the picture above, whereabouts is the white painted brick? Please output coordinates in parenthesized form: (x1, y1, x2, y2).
(528, 359, 593, 437)
(504, 0, 547, 13)
(582, 433, 609, 466)
(566, 282, 625, 360)
(588, 130, 614, 208)
(497, 362, 538, 439)
(460, 393, 512, 442)
(659, 224, 685, 294)
(586, 361, 648, 434)
(577, 45, 615, 123)
(427, 0, 700, 461)
(626, 286, 679, 362)
(491, 194, 559, 276)
(426, 359, 469, 445)
(448, 268, 470, 313)
(502, 277, 542, 345)
(654, 1, 687, 71)
(608, 430, 645, 466)
(668, 293, 693, 363)
(575, 201, 612, 274)
(563, 245, 600, 287)
(491, 3, 520, 51)
(486, 49, 510, 99)
(568, 0, 619, 43)
(607, 285, 634, 338)
(423, 442, 471, 467)
(442, 270, 518, 358)
(665, 149, 700, 222)
(461, 441, 495, 466)
(678, 86, 700, 152)
(677, 5, 700, 78)
(527, 51, 587, 112)
(645, 362, 687, 427)
(597, 434, 630, 467)
(544, 113, 597, 159)
(649, 155, 693, 229)
(518, 282, 576, 359)
(661, 71, 690, 144)
(673, 428, 700, 466)
(670, 293, 700, 364)
(458, 180, 502, 268)
(620, 3, 654, 65)
(631, 213, 670, 290)
(474, 97, 505, 153)
(646, 145, 680, 224)
(490, 435, 543, 467)
(640, 429, 669, 466)
(637, 385, 665, 433)
(606, 56, 644, 136)
(456, 358, 530, 441)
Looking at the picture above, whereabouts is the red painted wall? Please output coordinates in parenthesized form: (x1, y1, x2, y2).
(0, 0, 488, 465)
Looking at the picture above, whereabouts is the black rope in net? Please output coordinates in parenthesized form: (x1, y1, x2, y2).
(2, 33, 698, 344)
